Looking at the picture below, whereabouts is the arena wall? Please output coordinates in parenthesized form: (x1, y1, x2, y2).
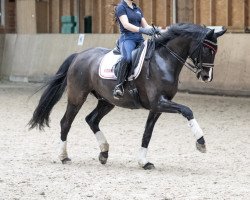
(0, 34, 118, 82)
(0, 34, 4, 72)
(0, 33, 250, 96)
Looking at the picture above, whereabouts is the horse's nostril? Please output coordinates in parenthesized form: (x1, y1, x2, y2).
(203, 76, 209, 80)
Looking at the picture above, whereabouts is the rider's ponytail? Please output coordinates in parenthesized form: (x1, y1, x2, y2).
(110, 4, 118, 23)
(108, 3, 118, 32)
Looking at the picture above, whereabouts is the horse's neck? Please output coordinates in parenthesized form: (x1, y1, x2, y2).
(157, 38, 191, 78)
(168, 37, 191, 60)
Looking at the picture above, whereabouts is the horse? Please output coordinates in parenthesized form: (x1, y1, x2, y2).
(29, 23, 226, 170)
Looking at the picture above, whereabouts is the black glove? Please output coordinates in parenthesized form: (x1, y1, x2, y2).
(139, 27, 155, 36)
(154, 27, 161, 34)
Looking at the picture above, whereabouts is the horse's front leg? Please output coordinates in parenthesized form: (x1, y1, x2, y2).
(139, 111, 161, 170)
(154, 96, 206, 153)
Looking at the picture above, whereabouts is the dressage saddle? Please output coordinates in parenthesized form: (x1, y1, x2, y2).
(113, 40, 145, 77)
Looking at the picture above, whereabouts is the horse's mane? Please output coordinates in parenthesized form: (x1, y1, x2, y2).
(155, 23, 208, 46)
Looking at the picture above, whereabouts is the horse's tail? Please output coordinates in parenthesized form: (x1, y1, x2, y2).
(28, 53, 77, 130)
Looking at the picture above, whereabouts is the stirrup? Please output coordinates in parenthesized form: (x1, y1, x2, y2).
(113, 85, 124, 99)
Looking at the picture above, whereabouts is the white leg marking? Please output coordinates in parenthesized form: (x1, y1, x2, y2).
(188, 118, 204, 140)
(138, 147, 148, 167)
(208, 68, 213, 82)
(95, 131, 109, 152)
(59, 141, 68, 161)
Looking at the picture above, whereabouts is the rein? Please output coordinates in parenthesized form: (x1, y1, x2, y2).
(161, 44, 202, 74)
(156, 34, 218, 74)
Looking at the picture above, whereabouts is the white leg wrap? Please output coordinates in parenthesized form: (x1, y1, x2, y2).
(188, 119, 204, 140)
(59, 141, 68, 161)
(95, 131, 109, 152)
(138, 147, 148, 167)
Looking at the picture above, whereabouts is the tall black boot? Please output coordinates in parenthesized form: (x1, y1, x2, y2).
(113, 59, 129, 99)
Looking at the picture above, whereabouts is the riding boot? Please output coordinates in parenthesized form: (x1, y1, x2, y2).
(113, 59, 129, 99)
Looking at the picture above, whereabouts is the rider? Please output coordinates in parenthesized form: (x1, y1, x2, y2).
(113, 0, 159, 99)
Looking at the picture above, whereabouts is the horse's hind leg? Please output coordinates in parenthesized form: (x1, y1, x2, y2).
(85, 99, 114, 164)
(59, 100, 85, 164)
(139, 111, 161, 170)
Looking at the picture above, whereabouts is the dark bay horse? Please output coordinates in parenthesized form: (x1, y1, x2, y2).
(29, 23, 226, 169)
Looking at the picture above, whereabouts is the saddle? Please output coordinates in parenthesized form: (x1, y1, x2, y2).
(99, 40, 148, 80)
(113, 40, 144, 77)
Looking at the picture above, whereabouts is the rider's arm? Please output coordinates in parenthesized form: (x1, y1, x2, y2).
(141, 18, 152, 28)
(119, 15, 140, 32)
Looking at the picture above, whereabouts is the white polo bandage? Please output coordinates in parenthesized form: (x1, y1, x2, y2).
(59, 141, 68, 160)
(188, 119, 204, 139)
(138, 147, 148, 167)
(95, 131, 109, 152)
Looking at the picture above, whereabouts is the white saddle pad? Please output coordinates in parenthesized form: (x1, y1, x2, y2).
(99, 40, 148, 81)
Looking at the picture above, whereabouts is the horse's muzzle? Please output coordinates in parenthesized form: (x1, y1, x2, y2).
(197, 71, 213, 82)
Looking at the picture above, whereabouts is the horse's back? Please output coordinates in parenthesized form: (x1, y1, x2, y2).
(66, 47, 110, 97)
(68, 47, 110, 76)
(75, 47, 110, 67)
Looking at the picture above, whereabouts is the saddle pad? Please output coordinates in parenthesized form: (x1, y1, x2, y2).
(99, 40, 148, 80)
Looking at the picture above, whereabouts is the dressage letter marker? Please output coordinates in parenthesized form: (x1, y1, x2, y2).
(78, 34, 85, 46)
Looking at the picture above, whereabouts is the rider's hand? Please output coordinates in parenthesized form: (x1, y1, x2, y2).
(139, 27, 155, 36)
(154, 27, 161, 34)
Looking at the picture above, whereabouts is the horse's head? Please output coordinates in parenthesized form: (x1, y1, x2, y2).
(189, 27, 227, 82)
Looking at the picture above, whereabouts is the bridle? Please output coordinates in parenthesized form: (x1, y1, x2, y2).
(156, 32, 218, 74)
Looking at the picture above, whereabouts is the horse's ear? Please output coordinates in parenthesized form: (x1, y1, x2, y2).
(215, 27, 227, 38)
(206, 29, 214, 39)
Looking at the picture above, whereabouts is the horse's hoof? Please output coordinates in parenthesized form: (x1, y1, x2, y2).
(99, 151, 108, 165)
(143, 162, 155, 170)
(196, 142, 206, 153)
(61, 157, 71, 164)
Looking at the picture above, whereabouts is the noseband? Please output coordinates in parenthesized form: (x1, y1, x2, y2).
(159, 35, 218, 74)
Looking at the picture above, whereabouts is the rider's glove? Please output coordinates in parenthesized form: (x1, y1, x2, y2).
(154, 27, 161, 34)
(139, 27, 155, 36)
